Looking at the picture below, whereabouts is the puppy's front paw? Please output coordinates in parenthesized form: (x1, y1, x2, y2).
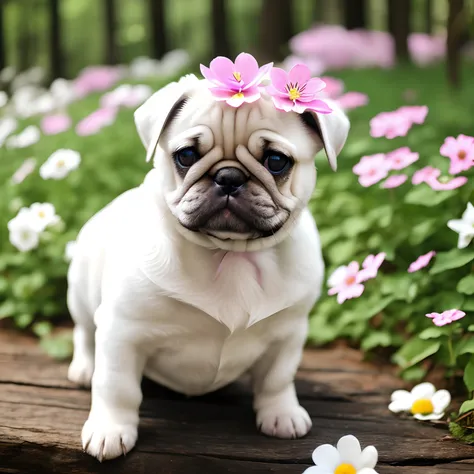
(82, 418, 138, 461)
(257, 404, 312, 439)
(68, 356, 94, 387)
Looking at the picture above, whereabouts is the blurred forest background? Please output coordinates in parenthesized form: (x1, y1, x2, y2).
(0, 0, 473, 84)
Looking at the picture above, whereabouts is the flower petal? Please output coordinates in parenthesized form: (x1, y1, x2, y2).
(389, 399, 412, 413)
(311, 444, 340, 470)
(447, 219, 473, 235)
(302, 466, 331, 474)
(234, 52, 259, 84)
(358, 469, 379, 474)
(458, 232, 474, 249)
(359, 446, 378, 470)
(432, 390, 451, 413)
(288, 63, 311, 86)
(411, 382, 436, 399)
(270, 67, 289, 92)
(301, 77, 326, 97)
(208, 87, 234, 99)
(266, 84, 288, 98)
(301, 99, 333, 114)
(271, 95, 294, 112)
(414, 412, 444, 421)
(337, 435, 362, 465)
(209, 56, 235, 84)
(390, 389, 411, 403)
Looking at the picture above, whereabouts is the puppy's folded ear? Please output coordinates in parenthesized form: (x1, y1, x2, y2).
(301, 100, 350, 172)
(134, 74, 200, 162)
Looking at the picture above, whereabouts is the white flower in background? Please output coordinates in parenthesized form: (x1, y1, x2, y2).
(40, 149, 81, 180)
(11, 157, 36, 184)
(0, 117, 17, 147)
(160, 49, 191, 74)
(7, 208, 40, 252)
(11, 85, 41, 117)
(129, 56, 160, 79)
(101, 84, 153, 109)
(0, 66, 17, 83)
(29, 203, 59, 232)
(304, 435, 378, 474)
(389, 382, 451, 421)
(6, 125, 40, 149)
(447, 202, 474, 249)
(65, 240, 77, 262)
(11, 66, 46, 91)
(50, 78, 77, 107)
(0, 91, 7, 108)
(33, 92, 56, 115)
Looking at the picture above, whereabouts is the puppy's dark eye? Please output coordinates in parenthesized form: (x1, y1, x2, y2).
(263, 152, 291, 175)
(175, 147, 200, 168)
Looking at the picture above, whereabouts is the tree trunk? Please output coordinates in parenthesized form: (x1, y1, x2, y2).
(49, 0, 63, 78)
(259, 0, 293, 63)
(447, 0, 465, 88)
(211, 0, 231, 58)
(388, 0, 410, 62)
(149, 0, 167, 59)
(0, 0, 5, 71)
(104, 0, 118, 64)
(343, 0, 366, 29)
(425, 0, 432, 34)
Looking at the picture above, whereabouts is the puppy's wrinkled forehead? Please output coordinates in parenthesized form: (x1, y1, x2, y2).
(163, 86, 320, 162)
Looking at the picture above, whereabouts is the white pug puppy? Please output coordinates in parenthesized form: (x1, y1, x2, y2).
(67, 73, 349, 461)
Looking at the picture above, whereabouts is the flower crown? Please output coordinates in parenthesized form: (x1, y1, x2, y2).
(200, 52, 332, 115)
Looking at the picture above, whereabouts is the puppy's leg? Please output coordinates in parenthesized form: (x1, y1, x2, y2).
(82, 307, 146, 461)
(67, 290, 95, 387)
(251, 315, 311, 439)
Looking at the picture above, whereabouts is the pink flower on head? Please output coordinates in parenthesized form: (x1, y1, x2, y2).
(359, 252, 386, 282)
(41, 113, 72, 135)
(200, 53, 272, 107)
(398, 105, 428, 124)
(429, 176, 468, 191)
(370, 110, 412, 139)
(327, 262, 364, 304)
(412, 166, 441, 185)
(426, 309, 465, 327)
(76, 108, 117, 136)
(408, 250, 436, 273)
(381, 174, 408, 189)
(266, 64, 332, 114)
(353, 153, 391, 187)
(440, 134, 474, 175)
(387, 147, 419, 170)
(336, 92, 369, 110)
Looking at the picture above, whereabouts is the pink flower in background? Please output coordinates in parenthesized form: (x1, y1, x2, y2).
(359, 252, 386, 281)
(429, 176, 468, 191)
(267, 64, 332, 114)
(387, 147, 419, 170)
(281, 55, 326, 76)
(382, 174, 408, 188)
(41, 113, 72, 135)
(408, 251, 436, 273)
(336, 92, 369, 110)
(412, 166, 441, 185)
(370, 110, 412, 139)
(409, 34, 446, 67)
(74, 66, 122, 98)
(398, 105, 428, 124)
(76, 108, 117, 136)
(426, 309, 465, 327)
(440, 134, 474, 175)
(319, 76, 344, 98)
(353, 153, 391, 187)
(200, 53, 272, 107)
(327, 262, 365, 304)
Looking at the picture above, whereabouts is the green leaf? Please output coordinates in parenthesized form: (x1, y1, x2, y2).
(409, 218, 439, 245)
(39, 331, 73, 360)
(15, 313, 33, 328)
(430, 249, 474, 275)
(342, 216, 371, 238)
(469, 325, 474, 332)
(459, 399, 474, 415)
(393, 337, 441, 369)
(326, 240, 358, 265)
(464, 357, 474, 391)
(361, 331, 392, 351)
(0, 300, 15, 319)
(436, 291, 465, 310)
(462, 298, 474, 311)
(405, 186, 457, 207)
(32, 321, 53, 337)
(400, 365, 427, 382)
(419, 327, 450, 340)
(457, 274, 474, 295)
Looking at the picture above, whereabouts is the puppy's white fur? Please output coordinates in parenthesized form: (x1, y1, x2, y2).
(67, 75, 349, 461)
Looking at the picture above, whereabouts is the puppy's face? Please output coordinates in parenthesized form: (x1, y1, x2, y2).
(135, 76, 349, 251)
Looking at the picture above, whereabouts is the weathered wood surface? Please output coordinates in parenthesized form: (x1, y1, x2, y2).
(0, 331, 472, 473)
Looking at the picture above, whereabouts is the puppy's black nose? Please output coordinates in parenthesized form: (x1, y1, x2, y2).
(213, 167, 247, 195)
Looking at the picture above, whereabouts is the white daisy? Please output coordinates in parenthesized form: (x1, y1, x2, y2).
(11, 157, 36, 184)
(447, 202, 474, 249)
(40, 149, 81, 180)
(29, 203, 59, 232)
(0, 117, 18, 147)
(0, 91, 7, 108)
(6, 125, 40, 149)
(389, 382, 451, 421)
(7, 208, 40, 252)
(65, 240, 77, 262)
(304, 435, 378, 474)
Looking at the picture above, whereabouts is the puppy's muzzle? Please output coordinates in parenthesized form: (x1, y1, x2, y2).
(213, 167, 248, 197)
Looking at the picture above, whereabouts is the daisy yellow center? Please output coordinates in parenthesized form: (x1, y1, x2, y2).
(411, 398, 434, 415)
(458, 150, 466, 159)
(56, 159, 65, 168)
(233, 71, 242, 82)
(232, 92, 244, 100)
(335, 463, 357, 474)
(38, 211, 45, 218)
(345, 275, 356, 285)
(288, 87, 300, 101)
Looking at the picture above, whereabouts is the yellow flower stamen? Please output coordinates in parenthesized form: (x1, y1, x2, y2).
(56, 159, 65, 168)
(411, 398, 434, 415)
(458, 150, 466, 159)
(38, 211, 45, 218)
(288, 87, 300, 101)
(335, 464, 357, 474)
(232, 92, 244, 100)
(233, 71, 242, 82)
